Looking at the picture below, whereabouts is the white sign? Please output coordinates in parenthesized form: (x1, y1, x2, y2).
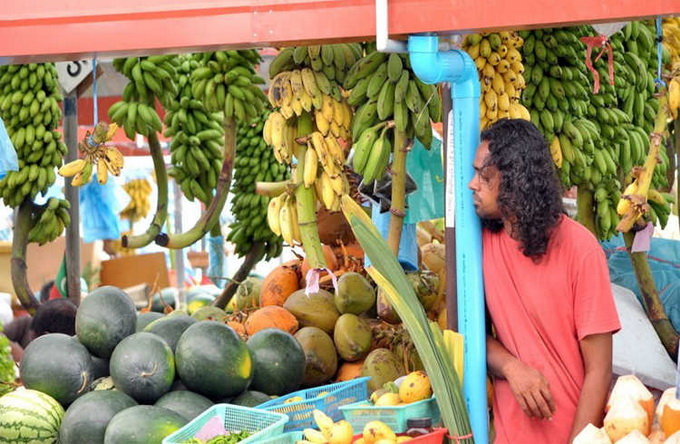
(56, 60, 93, 94)
(445, 109, 455, 228)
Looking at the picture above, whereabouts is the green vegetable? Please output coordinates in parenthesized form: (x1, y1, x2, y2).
(181, 431, 252, 444)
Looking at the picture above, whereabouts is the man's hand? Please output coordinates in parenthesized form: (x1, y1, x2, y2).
(503, 359, 556, 420)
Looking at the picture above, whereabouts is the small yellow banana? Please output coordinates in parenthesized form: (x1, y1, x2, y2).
(97, 157, 109, 184)
(58, 159, 87, 177)
(278, 197, 295, 245)
(267, 194, 284, 236)
(303, 147, 319, 188)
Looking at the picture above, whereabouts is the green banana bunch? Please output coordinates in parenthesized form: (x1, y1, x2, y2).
(343, 50, 442, 184)
(27, 197, 71, 245)
(227, 111, 289, 260)
(164, 55, 224, 204)
(190, 49, 268, 123)
(0, 63, 67, 208)
(109, 55, 179, 139)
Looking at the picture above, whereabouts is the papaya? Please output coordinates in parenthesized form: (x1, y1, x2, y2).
(333, 314, 372, 362)
(334, 272, 375, 315)
(361, 348, 405, 392)
(260, 263, 301, 307)
(294, 327, 338, 387)
(284, 289, 339, 333)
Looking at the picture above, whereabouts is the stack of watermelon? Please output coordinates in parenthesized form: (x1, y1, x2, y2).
(0, 285, 307, 444)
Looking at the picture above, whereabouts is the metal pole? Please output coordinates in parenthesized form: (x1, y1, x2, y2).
(441, 83, 458, 331)
(173, 179, 185, 307)
(64, 92, 81, 303)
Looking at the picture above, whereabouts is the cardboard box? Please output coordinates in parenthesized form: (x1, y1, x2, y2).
(99, 252, 169, 290)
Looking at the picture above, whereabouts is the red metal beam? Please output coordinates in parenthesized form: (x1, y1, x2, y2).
(1, 0, 677, 63)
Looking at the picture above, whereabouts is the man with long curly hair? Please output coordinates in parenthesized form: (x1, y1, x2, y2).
(469, 119, 620, 443)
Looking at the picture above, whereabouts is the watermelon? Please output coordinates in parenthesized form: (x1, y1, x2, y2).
(231, 390, 271, 407)
(175, 321, 253, 400)
(58, 390, 137, 444)
(109, 332, 175, 404)
(191, 305, 227, 321)
(90, 355, 110, 380)
(136, 312, 164, 332)
(143, 313, 197, 351)
(0, 388, 64, 443)
(247, 328, 305, 395)
(154, 390, 213, 421)
(104, 405, 187, 444)
(151, 288, 177, 312)
(20, 333, 94, 406)
(76, 286, 136, 358)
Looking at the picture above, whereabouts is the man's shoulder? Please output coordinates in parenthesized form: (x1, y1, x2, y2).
(552, 216, 602, 251)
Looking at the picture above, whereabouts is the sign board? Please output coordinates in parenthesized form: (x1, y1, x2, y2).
(56, 60, 93, 94)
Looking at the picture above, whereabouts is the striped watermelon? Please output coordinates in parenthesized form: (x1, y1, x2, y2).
(0, 388, 64, 443)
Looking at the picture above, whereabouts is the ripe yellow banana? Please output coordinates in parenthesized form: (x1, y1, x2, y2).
(315, 109, 331, 136)
(58, 158, 86, 177)
(97, 157, 109, 184)
(669, 77, 680, 120)
(303, 147, 319, 188)
(278, 196, 295, 245)
(267, 194, 284, 236)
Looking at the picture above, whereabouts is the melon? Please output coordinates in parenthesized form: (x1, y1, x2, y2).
(247, 328, 306, 395)
(109, 332, 175, 404)
(143, 313, 197, 351)
(76, 286, 136, 358)
(231, 390, 271, 407)
(103, 405, 187, 444)
(58, 390, 137, 444)
(175, 321, 253, 400)
(151, 287, 177, 312)
(284, 289, 339, 333)
(20, 333, 94, 406)
(136, 312, 164, 332)
(191, 305, 227, 321)
(90, 355, 110, 380)
(154, 390, 213, 421)
(0, 388, 64, 443)
(294, 326, 338, 387)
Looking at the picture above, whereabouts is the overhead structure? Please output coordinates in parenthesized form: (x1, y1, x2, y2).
(1, 0, 677, 63)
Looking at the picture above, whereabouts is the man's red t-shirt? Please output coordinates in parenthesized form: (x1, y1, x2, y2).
(483, 215, 621, 443)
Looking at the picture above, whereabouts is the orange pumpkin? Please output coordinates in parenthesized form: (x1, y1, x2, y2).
(244, 306, 299, 336)
(260, 264, 301, 307)
(335, 360, 364, 382)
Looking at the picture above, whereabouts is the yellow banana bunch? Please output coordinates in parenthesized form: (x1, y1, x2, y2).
(663, 17, 680, 68)
(57, 122, 123, 186)
(463, 31, 530, 128)
(270, 194, 301, 246)
(120, 178, 152, 222)
(262, 110, 296, 164)
(669, 70, 680, 120)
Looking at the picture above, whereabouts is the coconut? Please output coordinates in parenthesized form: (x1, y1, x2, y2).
(665, 431, 680, 443)
(662, 397, 680, 438)
(572, 424, 612, 444)
(607, 375, 655, 425)
(616, 430, 650, 443)
(604, 397, 651, 442)
(657, 388, 677, 425)
(420, 242, 445, 274)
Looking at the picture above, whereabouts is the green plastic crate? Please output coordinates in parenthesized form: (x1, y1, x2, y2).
(162, 404, 288, 444)
(339, 397, 441, 433)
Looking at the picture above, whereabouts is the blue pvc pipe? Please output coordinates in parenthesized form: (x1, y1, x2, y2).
(408, 35, 487, 443)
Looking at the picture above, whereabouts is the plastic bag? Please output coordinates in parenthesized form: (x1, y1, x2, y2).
(0, 117, 18, 179)
(80, 174, 128, 243)
(405, 133, 444, 224)
(602, 235, 680, 331)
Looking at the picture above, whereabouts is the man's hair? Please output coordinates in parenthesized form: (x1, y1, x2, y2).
(31, 299, 77, 337)
(480, 118, 564, 260)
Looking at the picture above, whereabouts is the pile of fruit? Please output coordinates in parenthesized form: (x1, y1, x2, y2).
(573, 375, 680, 443)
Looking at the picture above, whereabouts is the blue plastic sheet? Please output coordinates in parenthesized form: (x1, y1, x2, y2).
(602, 235, 680, 331)
(405, 134, 444, 224)
(0, 117, 18, 179)
(366, 205, 418, 271)
(207, 235, 225, 288)
(80, 174, 126, 243)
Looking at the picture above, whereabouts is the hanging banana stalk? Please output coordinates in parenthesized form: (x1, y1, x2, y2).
(11, 200, 40, 314)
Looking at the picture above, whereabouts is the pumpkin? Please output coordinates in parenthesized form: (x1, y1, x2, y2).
(572, 424, 612, 444)
(607, 375, 655, 425)
(335, 360, 364, 382)
(260, 263, 301, 307)
(661, 397, 680, 439)
(604, 397, 650, 442)
(244, 306, 298, 336)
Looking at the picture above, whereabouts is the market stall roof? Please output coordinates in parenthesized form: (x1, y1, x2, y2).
(1, 0, 677, 63)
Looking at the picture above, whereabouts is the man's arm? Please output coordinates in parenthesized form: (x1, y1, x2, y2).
(568, 333, 613, 442)
(487, 335, 555, 419)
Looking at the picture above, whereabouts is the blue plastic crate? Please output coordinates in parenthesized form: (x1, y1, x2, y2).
(339, 397, 441, 433)
(257, 377, 370, 432)
(162, 404, 288, 444)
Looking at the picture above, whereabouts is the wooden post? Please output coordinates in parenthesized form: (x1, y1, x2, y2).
(442, 83, 458, 331)
(63, 92, 81, 303)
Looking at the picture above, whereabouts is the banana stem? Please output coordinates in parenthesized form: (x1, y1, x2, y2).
(254, 181, 288, 197)
(11, 198, 40, 314)
(294, 142, 327, 270)
(123, 132, 168, 248)
(156, 117, 236, 249)
(617, 96, 669, 233)
(213, 242, 265, 309)
(623, 231, 679, 361)
(387, 129, 409, 254)
(576, 187, 597, 236)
